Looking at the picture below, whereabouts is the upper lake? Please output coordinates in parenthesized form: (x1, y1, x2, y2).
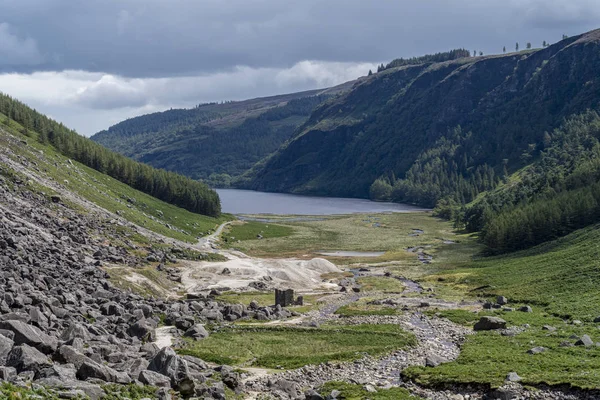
(215, 189, 429, 215)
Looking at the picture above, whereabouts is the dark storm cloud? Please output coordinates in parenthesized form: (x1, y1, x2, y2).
(1, 0, 599, 136)
(3, 0, 599, 77)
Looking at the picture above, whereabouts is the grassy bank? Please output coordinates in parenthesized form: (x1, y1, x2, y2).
(178, 324, 416, 369)
(0, 115, 231, 242)
(408, 224, 600, 390)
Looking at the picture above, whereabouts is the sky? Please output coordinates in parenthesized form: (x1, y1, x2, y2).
(1, 0, 599, 136)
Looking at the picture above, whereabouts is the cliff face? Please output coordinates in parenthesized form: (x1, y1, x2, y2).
(244, 30, 600, 198)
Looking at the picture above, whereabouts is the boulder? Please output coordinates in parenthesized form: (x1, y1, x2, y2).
(519, 306, 532, 313)
(0, 334, 15, 364)
(506, 372, 522, 382)
(148, 347, 193, 390)
(0, 320, 57, 354)
(76, 360, 130, 384)
(473, 316, 506, 331)
(6, 344, 51, 374)
(273, 379, 302, 399)
(496, 296, 508, 305)
(575, 334, 594, 347)
(128, 319, 156, 341)
(139, 369, 171, 388)
(527, 346, 546, 354)
(183, 324, 209, 341)
(425, 354, 447, 367)
(60, 323, 91, 342)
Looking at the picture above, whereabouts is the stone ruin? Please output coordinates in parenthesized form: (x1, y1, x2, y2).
(275, 289, 303, 307)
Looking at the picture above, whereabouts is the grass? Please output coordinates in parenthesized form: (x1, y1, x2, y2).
(335, 304, 400, 317)
(225, 212, 473, 263)
(405, 308, 600, 390)
(430, 224, 600, 321)
(319, 381, 422, 400)
(177, 324, 416, 369)
(0, 382, 82, 400)
(0, 383, 165, 400)
(425, 309, 480, 326)
(215, 291, 275, 307)
(0, 116, 232, 242)
(222, 220, 294, 242)
(407, 224, 600, 390)
(101, 385, 169, 400)
(357, 276, 405, 293)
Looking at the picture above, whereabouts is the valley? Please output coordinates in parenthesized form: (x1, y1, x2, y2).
(2, 16, 600, 400)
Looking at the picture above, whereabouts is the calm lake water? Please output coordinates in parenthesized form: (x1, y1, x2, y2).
(215, 189, 428, 215)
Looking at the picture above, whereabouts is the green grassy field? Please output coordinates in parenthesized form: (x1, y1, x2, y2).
(319, 382, 422, 400)
(357, 276, 406, 293)
(0, 115, 231, 242)
(408, 224, 600, 390)
(429, 224, 600, 321)
(222, 213, 472, 263)
(406, 308, 600, 389)
(222, 221, 294, 243)
(178, 324, 416, 369)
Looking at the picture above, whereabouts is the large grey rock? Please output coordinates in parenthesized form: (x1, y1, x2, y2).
(6, 344, 51, 374)
(0, 334, 14, 364)
(139, 369, 172, 387)
(496, 296, 508, 305)
(473, 316, 507, 331)
(0, 320, 57, 354)
(60, 323, 91, 342)
(148, 347, 193, 390)
(506, 372, 522, 382)
(0, 366, 17, 381)
(76, 360, 130, 384)
(425, 354, 447, 367)
(183, 324, 209, 341)
(519, 306, 532, 313)
(527, 346, 546, 354)
(128, 319, 156, 341)
(575, 334, 594, 347)
(487, 387, 520, 400)
(36, 363, 78, 382)
(55, 345, 92, 369)
(273, 379, 302, 399)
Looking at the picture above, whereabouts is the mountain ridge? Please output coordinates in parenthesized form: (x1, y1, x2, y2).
(242, 29, 600, 200)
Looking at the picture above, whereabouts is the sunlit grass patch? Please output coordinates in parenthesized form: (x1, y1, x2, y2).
(178, 324, 416, 369)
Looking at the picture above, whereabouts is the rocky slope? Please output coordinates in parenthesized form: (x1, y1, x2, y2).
(243, 29, 600, 200)
(0, 126, 298, 399)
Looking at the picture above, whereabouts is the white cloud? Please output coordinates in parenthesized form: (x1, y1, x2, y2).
(0, 60, 377, 135)
(0, 23, 44, 66)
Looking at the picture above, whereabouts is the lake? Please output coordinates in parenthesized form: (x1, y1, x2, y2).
(215, 189, 428, 215)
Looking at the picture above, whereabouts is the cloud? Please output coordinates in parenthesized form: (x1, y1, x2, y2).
(72, 75, 147, 109)
(511, 0, 600, 28)
(0, 60, 377, 134)
(2, 1, 599, 77)
(0, 23, 44, 66)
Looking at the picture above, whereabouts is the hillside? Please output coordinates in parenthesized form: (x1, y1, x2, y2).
(91, 81, 356, 185)
(244, 30, 600, 203)
(0, 93, 221, 217)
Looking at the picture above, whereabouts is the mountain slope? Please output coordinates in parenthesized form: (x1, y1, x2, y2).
(243, 30, 600, 200)
(91, 81, 357, 183)
(0, 93, 221, 217)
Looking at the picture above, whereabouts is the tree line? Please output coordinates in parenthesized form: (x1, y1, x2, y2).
(0, 92, 221, 217)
